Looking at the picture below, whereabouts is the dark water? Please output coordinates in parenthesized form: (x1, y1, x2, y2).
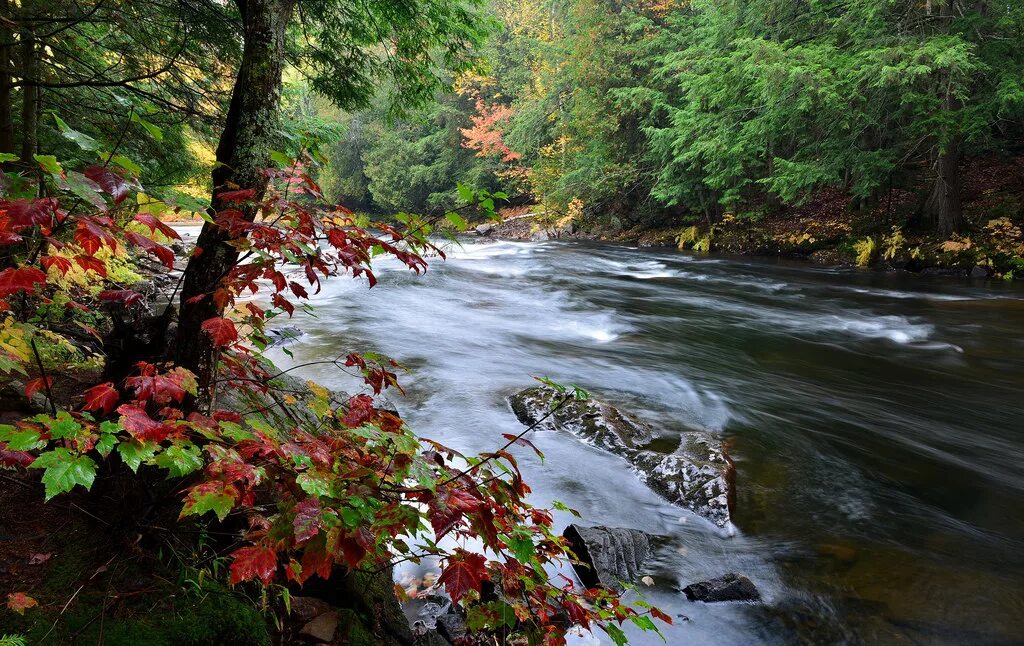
(179, 224, 1024, 644)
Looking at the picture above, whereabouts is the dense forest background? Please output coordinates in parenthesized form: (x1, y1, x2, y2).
(9, 0, 1023, 240)
(315, 0, 1024, 241)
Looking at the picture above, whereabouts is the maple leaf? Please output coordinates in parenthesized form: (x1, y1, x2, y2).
(125, 231, 175, 269)
(134, 213, 181, 240)
(82, 382, 120, 415)
(84, 165, 136, 204)
(438, 551, 489, 603)
(292, 497, 323, 544)
(41, 255, 74, 276)
(2, 198, 57, 229)
(229, 545, 278, 585)
(181, 481, 239, 521)
(117, 404, 174, 442)
(75, 254, 107, 277)
(342, 394, 375, 428)
(0, 448, 35, 467)
(125, 365, 188, 404)
(218, 188, 257, 204)
(6, 592, 38, 614)
(202, 317, 238, 347)
(99, 290, 145, 306)
(25, 376, 51, 399)
(0, 230, 23, 245)
(75, 217, 117, 255)
(0, 266, 47, 298)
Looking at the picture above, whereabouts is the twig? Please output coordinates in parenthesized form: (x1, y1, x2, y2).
(29, 336, 57, 415)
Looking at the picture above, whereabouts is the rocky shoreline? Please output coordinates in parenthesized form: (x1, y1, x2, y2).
(472, 214, 1017, 280)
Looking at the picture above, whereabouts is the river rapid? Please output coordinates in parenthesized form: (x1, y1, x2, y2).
(179, 227, 1024, 644)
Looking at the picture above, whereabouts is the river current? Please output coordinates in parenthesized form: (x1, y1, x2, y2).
(179, 227, 1024, 644)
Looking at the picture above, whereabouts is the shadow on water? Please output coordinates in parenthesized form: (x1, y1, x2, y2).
(212, 228, 1024, 645)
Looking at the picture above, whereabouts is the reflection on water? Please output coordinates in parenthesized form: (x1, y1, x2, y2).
(183, 224, 1024, 644)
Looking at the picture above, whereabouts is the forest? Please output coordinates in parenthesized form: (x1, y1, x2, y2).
(1, 0, 1023, 645)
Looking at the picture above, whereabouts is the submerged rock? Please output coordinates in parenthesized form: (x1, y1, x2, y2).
(563, 524, 652, 589)
(509, 387, 734, 528)
(682, 573, 760, 603)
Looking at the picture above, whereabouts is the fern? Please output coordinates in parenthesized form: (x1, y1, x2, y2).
(1, 635, 28, 646)
(854, 237, 877, 266)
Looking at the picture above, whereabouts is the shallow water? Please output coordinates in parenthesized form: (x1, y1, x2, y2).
(179, 226, 1024, 644)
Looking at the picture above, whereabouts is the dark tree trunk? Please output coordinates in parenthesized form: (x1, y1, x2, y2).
(19, 29, 38, 165)
(922, 135, 963, 236)
(0, 0, 15, 160)
(921, 0, 964, 237)
(173, 0, 294, 407)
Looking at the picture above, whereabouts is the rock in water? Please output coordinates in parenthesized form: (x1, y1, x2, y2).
(509, 387, 734, 528)
(474, 223, 494, 236)
(563, 525, 652, 589)
(683, 573, 760, 602)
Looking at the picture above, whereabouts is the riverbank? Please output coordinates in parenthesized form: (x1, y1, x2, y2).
(479, 156, 1024, 280)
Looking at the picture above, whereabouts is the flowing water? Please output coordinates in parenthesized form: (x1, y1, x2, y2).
(179, 227, 1024, 644)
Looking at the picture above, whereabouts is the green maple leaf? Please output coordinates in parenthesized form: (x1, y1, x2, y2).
(153, 444, 203, 477)
(95, 433, 118, 458)
(117, 440, 159, 472)
(29, 448, 97, 500)
(182, 484, 236, 521)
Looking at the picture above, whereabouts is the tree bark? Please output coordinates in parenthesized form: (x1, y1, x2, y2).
(920, 0, 964, 236)
(0, 0, 15, 160)
(173, 0, 294, 407)
(922, 134, 963, 236)
(18, 28, 38, 165)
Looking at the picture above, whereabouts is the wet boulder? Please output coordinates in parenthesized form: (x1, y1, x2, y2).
(563, 524, 652, 589)
(683, 573, 760, 603)
(475, 223, 494, 236)
(509, 387, 734, 528)
(509, 386, 654, 453)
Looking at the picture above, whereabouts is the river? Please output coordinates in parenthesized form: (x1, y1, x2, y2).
(178, 227, 1024, 644)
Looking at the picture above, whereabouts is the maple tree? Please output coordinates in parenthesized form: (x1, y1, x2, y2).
(0, 141, 665, 643)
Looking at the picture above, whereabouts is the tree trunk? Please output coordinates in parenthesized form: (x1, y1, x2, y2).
(920, 0, 964, 237)
(0, 0, 15, 160)
(19, 28, 38, 165)
(173, 0, 293, 407)
(922, 135, 963, 236)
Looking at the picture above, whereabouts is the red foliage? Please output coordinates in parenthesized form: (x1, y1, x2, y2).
(0, 267, 47, 297)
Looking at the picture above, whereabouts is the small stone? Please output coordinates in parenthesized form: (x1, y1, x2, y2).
(683, 573, 760, 603)
(299, 610, 339, 642)
(291, 596, 334, 624)
(436, 613, 467, 643)
(563, 524, 652, 589)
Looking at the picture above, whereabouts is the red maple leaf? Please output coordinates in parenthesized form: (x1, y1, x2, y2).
(84, 165, 136, 204)
(41, 255, 74, 276)
(292, 497, 322, 545)
(438, 551, 489, 603)
(218, 188, 257, 204)
(117, 404, 174, 442)
(228, 545, 278, 585)
(342, 394, 375, 428)
(0, 230, 23, 245)
(25, 377, 51, 399)
(75, 217, 117, 255)
(201, 317, 238, 347)
(82, 382, 120, 415)
(0, 448, 35, 467)
(99, 290, 145, 306)
(134, 213, 181, 240)
(2, 198, 57, 229)
(0, 267, 47, 297)
(6, 592, 38, 615)
(125, 231, 175, 269)
(75, 255, 107, 277)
